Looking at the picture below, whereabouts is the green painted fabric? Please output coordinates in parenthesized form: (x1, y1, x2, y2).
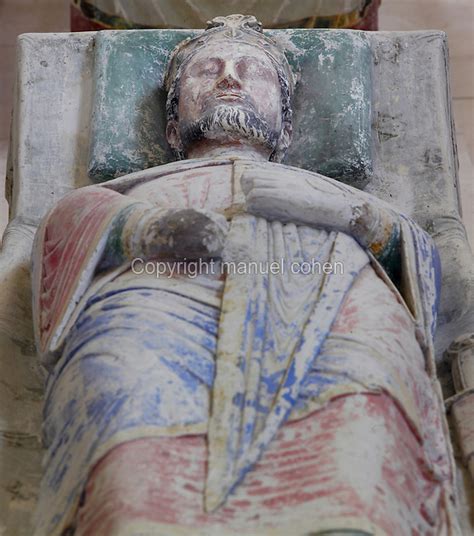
(88, 29, 372, 187)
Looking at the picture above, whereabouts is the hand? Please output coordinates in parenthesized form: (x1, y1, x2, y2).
(139, 208, 229, 260)
(241, 168, 356, 232)
(241, 167, 397, 250)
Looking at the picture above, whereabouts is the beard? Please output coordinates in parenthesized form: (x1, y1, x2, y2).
(179, 104, 279, 155)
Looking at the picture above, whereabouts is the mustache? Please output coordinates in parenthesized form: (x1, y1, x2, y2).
(179, 105, 279, 151)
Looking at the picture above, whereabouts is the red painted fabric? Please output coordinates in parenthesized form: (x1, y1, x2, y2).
(76, 393, 447, 535)
(32, 187, 133, 355)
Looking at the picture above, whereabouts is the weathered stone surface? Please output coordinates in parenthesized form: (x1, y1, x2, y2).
(0, 331, 43, 536)
(367, 31, 473, 356)
(89, 29, 373, 187)
(1, 27, 473, 535)
(1, 32, 96, 536)
(7, 33, 94, 224)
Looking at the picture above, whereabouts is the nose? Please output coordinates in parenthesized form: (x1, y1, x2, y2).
(215, 62, 242, 91)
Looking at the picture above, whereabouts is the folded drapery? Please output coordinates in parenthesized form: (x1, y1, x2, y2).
(31, 162, 455, 535)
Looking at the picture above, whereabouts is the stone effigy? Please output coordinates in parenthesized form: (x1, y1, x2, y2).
(1, 14, 474, 536)
(26, 14, 461, 535)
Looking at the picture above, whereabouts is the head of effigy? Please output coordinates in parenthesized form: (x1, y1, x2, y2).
(164, 14, 295, 162)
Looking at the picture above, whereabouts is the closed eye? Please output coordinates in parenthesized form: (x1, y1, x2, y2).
(236, 57, 274, 80)
(188, 58, 223, 77)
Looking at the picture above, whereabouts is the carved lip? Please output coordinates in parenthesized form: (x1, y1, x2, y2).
(214, 91, 246, 101)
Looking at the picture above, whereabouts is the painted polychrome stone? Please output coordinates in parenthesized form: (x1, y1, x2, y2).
(30, 14, 460, 536)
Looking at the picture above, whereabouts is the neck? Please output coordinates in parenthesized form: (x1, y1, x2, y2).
(186, 140, 271, 162)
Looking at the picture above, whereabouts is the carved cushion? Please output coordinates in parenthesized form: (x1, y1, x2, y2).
(88, 29, 373, 187)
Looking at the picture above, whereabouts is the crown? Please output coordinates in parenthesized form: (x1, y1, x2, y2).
(206, 14, 263, 35)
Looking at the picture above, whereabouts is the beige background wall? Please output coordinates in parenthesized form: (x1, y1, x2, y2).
(0, 0, 472, 242)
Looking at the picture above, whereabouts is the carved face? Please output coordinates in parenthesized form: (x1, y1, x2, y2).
(167, 41, 285, 157)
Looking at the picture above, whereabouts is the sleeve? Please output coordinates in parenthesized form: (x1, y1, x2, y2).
(31, 186, 142, 362)
(369, 217, 402, 286)
(398, 215, 442, 362)
(366, 210, 441, 359)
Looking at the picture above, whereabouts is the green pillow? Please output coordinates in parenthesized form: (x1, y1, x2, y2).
(89, 29, 372, 188)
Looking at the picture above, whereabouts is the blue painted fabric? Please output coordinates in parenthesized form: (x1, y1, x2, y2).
(206, 216, 443, 509)
(206, 217, 371, 509)
(34, 215, 442, 534)
(37, 277, 222, 535)
(401, 215, 442, 344)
